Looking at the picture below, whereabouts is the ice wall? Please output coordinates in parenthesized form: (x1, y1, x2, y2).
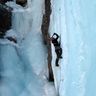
(0, 0, 46, 96)
(0, 39, 32, 95)
(7, 0, 46, 74)
(50, 0, 66, 95)
(50, 0, 96, 96)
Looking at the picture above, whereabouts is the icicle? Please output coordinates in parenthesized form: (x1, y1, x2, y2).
(27, 0, 32, 8)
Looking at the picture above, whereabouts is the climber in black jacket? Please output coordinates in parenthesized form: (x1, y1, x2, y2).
(51, 33, 62, 66)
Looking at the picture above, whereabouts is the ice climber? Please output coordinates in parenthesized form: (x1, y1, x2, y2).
(51, 33, 62, 66)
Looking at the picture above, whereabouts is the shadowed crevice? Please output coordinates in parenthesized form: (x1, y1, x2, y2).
(41, 0, 54, 82)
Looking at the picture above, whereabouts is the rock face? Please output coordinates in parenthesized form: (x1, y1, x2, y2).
(0, 0, 27, 7)
(41, 0, 54, 81)
(0, 0, 13, 4)
(0, 0, 27, 38)
(0, 4, 12, 38)
(16, 0, 27, 7)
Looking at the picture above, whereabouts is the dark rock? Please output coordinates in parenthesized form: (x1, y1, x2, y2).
(0, 0, 13, 4)
(0, 3, 12, 38)
(41, 0, 54, 81)
(6, 37, 17, 43)
(16, 0, 27, 7)
(0, 0, 27, 7)
(0, 31, 5, 38)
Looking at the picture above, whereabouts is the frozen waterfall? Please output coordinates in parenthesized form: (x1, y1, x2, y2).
(0, 0, 96, 96)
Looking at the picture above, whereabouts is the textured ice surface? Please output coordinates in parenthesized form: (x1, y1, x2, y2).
(50, 0, 96, 96)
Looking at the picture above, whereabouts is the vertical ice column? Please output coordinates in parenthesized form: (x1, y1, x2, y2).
(12, 1, 33, 42)
(27, 0, 32, 7)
